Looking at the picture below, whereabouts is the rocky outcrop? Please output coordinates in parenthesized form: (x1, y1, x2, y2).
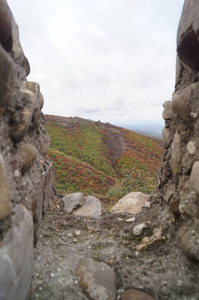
(0, 1, 54, 299)
(156, 0, 199, 262)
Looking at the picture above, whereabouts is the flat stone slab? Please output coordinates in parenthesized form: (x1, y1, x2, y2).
(110, 192, 149, 214)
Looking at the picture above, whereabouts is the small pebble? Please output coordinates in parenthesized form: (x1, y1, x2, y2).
(73, 238, 78, 243)
(67, 233, 73, 238)
(126, 217, 135, 223)
(74, 230, 81, 236)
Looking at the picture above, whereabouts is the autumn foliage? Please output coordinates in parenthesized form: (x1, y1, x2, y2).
(45, 116, 162, 202)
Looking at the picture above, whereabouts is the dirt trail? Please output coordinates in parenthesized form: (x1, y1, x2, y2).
(28, 196, 199, 300)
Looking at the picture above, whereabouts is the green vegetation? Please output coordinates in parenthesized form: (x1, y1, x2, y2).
(45, 117, 162, 207)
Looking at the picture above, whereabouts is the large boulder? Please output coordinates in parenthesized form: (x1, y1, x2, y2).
(110, 192, 150, 214)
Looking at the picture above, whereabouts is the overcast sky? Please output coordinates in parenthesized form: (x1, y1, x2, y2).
(7, 0, 184, 125)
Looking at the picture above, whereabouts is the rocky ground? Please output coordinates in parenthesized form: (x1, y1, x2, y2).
(27, 195, 199, 300)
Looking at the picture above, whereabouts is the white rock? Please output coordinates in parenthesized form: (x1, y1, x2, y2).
(67, 233, 73, 238)
(186, 141, 196, 155)
(74, 230, 81, 236)
(190, 161, 199, 195)
(133, 223, 146, 236)
(126, 217, 136, 223)
(110, 192, 149, 215)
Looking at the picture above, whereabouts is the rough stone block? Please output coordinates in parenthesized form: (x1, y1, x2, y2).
(171, 83, 199, 124)
(0, 204, 33, 300)
(0, 44, 15, 114)
(73, 196, 102, 218)
(162, 101, 174, 120)
(77, 258, 116, 300)
(63, 192, 85, 214)
(10, 89, 37, 143)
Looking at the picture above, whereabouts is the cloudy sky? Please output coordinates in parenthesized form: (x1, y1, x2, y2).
(7, 0, 184, 125)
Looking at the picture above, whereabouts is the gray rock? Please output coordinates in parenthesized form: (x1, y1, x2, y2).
(0, 204, 33, 300)
(171, 131, 181, 175)
(18, 143, 37, 174)
(0, 44, 15, 114)
(77, 258, 116, 300)
(177, 0, 199, 69)
(0, 154, 11, 220)
(74, 196, 102, 218)
(10, 88, 37, 143)
(0, 0, 12, 51)
(178, 223, 199, 262)
(162, 127, 171, 144)
(162, 101, 174, 120)
(171, 83, 199, 124)
(63, 192, 85, 214)
(121, 289, 155, 300)
(111, 192, 149, 215)
(190, 161, 199, 195)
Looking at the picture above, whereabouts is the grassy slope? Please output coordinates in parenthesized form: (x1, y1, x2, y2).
(45, 116, 162, 205)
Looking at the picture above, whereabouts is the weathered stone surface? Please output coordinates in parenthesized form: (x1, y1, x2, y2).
(11, 14, 28, 74)
(0, 204, 33, 300)
(162, 127, 171, 144)
(0, 154, 11, 220)
(77, 258, 116, 300)
(190, 161, 199, 195)
(0, 44, 15, 114)
(0, 0, 12, 51)
(177, 0, 199, 69)
(39, 92, 44, 109)
(111, 192, 149, 215)
(18, 143, 37, 174)
(172, 83, 199, 124)
(171, 131, 181, 175)
(39, 133, 50, 155)
(178, 223, 199, 262)
(121, 289, 155, 300)
(10, 89, 37, 143)
(162, 101, 174, 120)
(63, 192, 85, 214)
(74, 196, 102, 218)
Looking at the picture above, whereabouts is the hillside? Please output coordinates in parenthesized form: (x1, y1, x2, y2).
(45, 115, 163, 206)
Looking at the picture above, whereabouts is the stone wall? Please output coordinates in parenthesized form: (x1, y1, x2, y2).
(0, 0, 54, 299)
(156, 0, 199, 261)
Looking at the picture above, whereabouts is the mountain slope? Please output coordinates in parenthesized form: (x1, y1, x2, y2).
(45, 115, 163, 203)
